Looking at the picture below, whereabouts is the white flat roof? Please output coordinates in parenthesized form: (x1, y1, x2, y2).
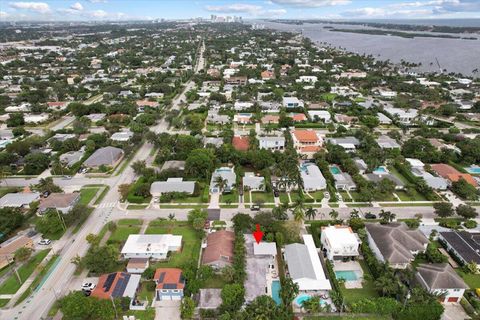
(121, 234, 182, 255)
(254, 242, 277, 256)
(302, 234, 332, 291)
(322, 226, 360, 251)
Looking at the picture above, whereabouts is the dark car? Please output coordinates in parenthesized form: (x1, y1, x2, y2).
(365, 213, 377, 219)
(273, 189, 280, 197)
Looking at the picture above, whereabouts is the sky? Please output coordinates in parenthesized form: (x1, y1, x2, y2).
(1, 0, 480, 21)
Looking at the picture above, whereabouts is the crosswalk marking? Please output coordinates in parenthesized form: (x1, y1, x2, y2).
(97, 202, 117, 209)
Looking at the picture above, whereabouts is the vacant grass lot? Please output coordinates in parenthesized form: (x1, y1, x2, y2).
(395, 190, 427, 201)
(0, 249, 50, 295)
(108, 226, 141, 242)
(251, 191, 274, 203)
(146, 220, 201, 269)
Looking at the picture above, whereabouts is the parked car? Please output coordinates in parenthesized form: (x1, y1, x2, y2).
(251, 205, 260, 211)
(38, 239, 51, 245)
(365, 213, 377, 219)
(273, 189, 280, 197)
(63, 175, 72, 180)
(82, 283, 96, 291)
(324, 191, 330, 199)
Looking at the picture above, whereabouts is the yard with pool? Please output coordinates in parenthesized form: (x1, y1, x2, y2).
(146, 220, 201, 269)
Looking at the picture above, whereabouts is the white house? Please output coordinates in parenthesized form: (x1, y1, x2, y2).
(308, 110, 331, 123)
(284, 235, 332, 293)
(296, 76, 317, 84)
(121, 234, 182, 260)
(150, 178, 196, 197)
(111, 130, 134, 142)
(243, 173, 265, 191)
(258, 136, 285, 151)
(384, 107, 418, 126)
(300, 163, 326, 191)
(283, 97, 304, 108)
(320, 226, 360, 261)
(416, 263, 468, 304)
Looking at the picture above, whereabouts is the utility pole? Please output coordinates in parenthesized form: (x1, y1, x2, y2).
(110, 296, 118, 319)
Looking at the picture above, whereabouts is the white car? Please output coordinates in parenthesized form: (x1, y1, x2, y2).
(81, 283, 96, 291)
(324, 192, 330, 199)
(38, 239, 51, 245)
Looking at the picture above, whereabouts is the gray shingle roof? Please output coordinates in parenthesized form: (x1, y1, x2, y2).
(84, 146, 123, 167)
(416, 263, 468, 290)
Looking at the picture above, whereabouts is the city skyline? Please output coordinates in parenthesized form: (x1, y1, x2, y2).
(1, 0, 480, 22)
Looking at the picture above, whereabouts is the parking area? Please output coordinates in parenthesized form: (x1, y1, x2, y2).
(244, 234, 270, 302)
(155, 300, 181, 320)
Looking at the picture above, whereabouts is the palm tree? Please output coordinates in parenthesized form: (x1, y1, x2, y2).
(292, 197, 305, 222)
(214, 176, 228, 193)
(379, 209, 396, 224)
(350, 209, 360, 219)
(329, 209, 339, 221)
(305, 206, 317, 220)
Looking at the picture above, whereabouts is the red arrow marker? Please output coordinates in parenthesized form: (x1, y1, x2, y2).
(253, 224, 264, 244)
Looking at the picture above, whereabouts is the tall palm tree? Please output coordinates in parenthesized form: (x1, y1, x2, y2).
(292, 198, 305, 222)
(379, 209, 396, 224)
(214, 176, 228, 193)
(350, 209, 360, 219)
(305, 206, 317, 220)
(329, 209, 339, 221)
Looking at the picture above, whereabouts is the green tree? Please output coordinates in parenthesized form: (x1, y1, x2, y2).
(451, 178, 479, 200)
(34, 177, 63, 194)
(185, 148, 216, 179)
(83, 244, 119, 274)
(220, 283, 245, 314)
(181, 297, 195, 319)
(433, 202, 453, 218)
(305, 206, 317, 220)
(456, 204, 478, 219)
(244, 295, 280, 318)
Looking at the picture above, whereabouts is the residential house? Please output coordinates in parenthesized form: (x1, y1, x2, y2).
(384, 107, 418, 125)
(439, 231, 480, 270)
(292, 129, 323, 156)
(210, 167, 236, 193)
(407, 159, 449, 190)
(289, 113, 307, 122)
(233, 113, 253, 124)
(296, 76, 317, 84)
(243, 172, 265, 191)
(91, 272, 141, 301)
(83, 146, 124, 168)
(327, 137, 360, 152)
(0, 192, 40, 209)
(154, 268, 185, 301)
(330, 165, 356, 190)
(150, 178, 196, 197)
(121, 234, 182, 260)
(207, 110, 230, 124)
(283, 97, 304, 108)
(225, 76, 247, 85)
(300, 163, 326, 191)
(284, 235, 332, 294)
(308, 110, 331, 123)
(202, 230, 235, 269)
(431, 163, 478, 187)
(377, 112, 392, 125)
(111, 130, 134, 142)
(232, 136, 250, 151)
(320, 226, 360, 261)
(126, 258, 149, 274)
(365, 223, 428, 269)
(365, 172, 405, 190)
(261, 70, 275, 80)
(258, 136, 285, 151)
(261, 115, 279, 124)
(0, 235, 34, 269)
(415, 263, 468, 303)
(376, 135, 401, 149)
(38, 192, 80, 214)
(60, 147, 85, 167)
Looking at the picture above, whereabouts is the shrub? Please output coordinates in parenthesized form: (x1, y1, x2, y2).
(464, 220, 478, 229)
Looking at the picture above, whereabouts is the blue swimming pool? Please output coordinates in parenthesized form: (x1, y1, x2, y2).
(373, 166, 388, 173)
(294, 294, 327, 307)
(466, 166, 480, 174)
(271, 280, 281, 305)
(330, 166, 341, 175)
(335, 270, 358, 281)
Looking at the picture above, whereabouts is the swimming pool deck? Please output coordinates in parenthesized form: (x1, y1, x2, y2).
(333, 260, 364, 289)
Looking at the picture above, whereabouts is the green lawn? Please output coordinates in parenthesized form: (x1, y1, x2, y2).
(339, 191, 352, 202)
(79, 187, 100, 206)
(388, 166, 410, 185)
(203, 277, 226, 288)
(125, 308, 156, 320)
(0, 299, 9, 307)
(456, 270, 480, 289)
(117, 219, 143, 226)
(306, 316, 390, 320)
(94, 186, 110, 205)
(0, 249, 50, 295)
(251, 191, 274, 204)
(146, 220, 201, 268)
(279, 192, 289, 204)
(307, 191, 324, 202)
(290, 191, 304, 203)
(243, 191, 251, 203)
(127, 204, 148, 210)
(108, 226, 141, 242)
(221, 190, 238, 204)
(340, 260, 379, 304)
(395, 190, 427, 201)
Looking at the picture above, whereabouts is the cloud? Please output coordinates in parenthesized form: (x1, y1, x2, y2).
(0, 11, 10, 18)
(89, 9, 108, 18)
(70, 2, 83, 11)
(9, 2, 50, 13)
(205, 3, 263, 14)
(88, 0, 107, 3)
(341, 6, 434, 18)
(269, 0, 350, 7)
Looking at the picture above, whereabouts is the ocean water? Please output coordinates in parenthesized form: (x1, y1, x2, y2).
(262, 21, 480, 77)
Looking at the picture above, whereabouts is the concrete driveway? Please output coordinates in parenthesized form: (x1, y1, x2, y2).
(155, 300, 181, 320)
(441, 303, 470, 320)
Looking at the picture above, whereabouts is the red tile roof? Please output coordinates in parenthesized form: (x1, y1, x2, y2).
(431, 164, 477, 187)
(202, 230, 235, 265)
(232, 136, 249, 151)
(154, 268, 185, 290)
(261, 115, 279, 124)
(293, 130, 319, 143)
(289, 113, 307, 122)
